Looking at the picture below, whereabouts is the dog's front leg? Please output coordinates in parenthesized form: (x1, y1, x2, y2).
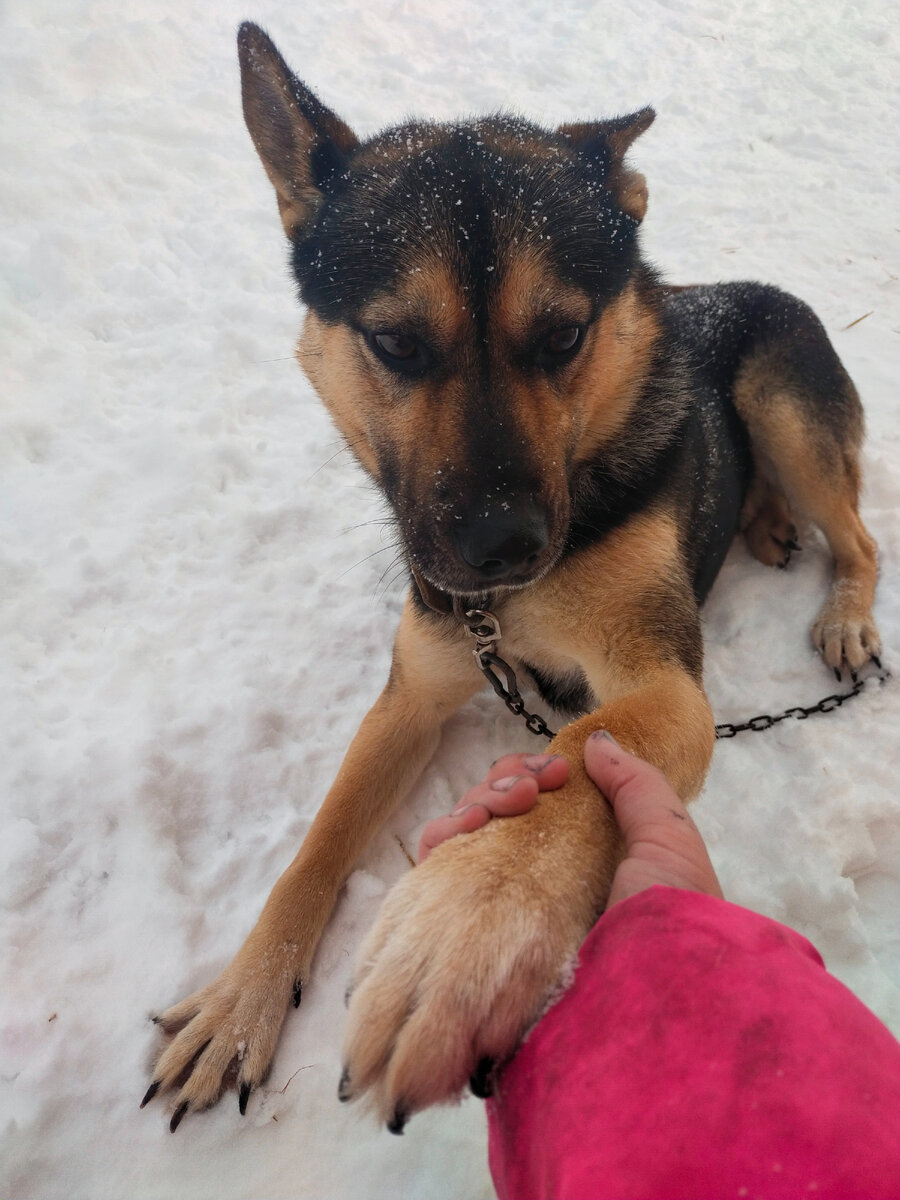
(145, 597, 482, 1126)
(341, 665, 714, 1129)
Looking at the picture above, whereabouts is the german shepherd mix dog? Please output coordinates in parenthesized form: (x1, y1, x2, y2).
(143, 23, 881, 1133)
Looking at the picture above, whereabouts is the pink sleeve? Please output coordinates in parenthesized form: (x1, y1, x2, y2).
(486, 885, 900, 1200)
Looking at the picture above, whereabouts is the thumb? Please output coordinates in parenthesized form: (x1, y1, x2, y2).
(584, 730, 722, 905)
(584, 730, 694, 841)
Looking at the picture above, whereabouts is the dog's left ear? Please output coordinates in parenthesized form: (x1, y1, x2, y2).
(237, 22, 359, 238)
(558, 107, 655, 222)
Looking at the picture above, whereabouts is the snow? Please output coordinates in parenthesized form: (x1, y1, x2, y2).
(1, 1, 897, 1197)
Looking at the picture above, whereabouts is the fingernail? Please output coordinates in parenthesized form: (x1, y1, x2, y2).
(239, 1083, 251, 1115)
(293, 978, 303, 1008)
(589, 730, 620, 747)
(522, 754, 553, 772)
(140, 1080, 160, 1109)
(490, 775, 522, 792)
(451, 800, 475, 816)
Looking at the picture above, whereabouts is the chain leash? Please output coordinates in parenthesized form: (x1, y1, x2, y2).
(455, 604, 889, 743)
(458, 606, 558, 738)
(712, 674, 888, 738)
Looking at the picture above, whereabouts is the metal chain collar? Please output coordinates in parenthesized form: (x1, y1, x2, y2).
(456, 604, 889, 743)
(459, 606, 557, 738)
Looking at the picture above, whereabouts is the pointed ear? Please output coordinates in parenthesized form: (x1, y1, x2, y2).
(558, 107, 655, 222)
(237, 23, 359, 238)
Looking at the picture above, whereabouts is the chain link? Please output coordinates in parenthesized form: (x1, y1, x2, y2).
(476, 650, 557, 738)
(713, 671, 889, 739)
(455, 602, 889, 743)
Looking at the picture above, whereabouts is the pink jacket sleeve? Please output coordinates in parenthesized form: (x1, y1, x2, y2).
(486, 886, 900, 1200)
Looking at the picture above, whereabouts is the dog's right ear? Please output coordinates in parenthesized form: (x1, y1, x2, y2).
(237, 23, 358, 239)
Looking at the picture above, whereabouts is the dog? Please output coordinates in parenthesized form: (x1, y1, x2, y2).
(141, 22, 881, 1133)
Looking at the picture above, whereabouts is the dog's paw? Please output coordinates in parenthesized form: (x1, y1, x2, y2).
(812, 600, 882, 677)
(340, 825, 590, 1130)
(142, 945, 302, 1130)
(743, 496, 799, 568)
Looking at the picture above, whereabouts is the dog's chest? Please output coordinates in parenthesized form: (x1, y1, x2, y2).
(520, 659, 594, 718)
(491, 605, 596, 719)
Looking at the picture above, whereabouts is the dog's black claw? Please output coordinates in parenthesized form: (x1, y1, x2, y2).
(872, 654, 883, 670)
(777, 560, 787, 570)
(850, 668, 859, 684)
(140, 1080, 160, 1109)
(469, 1057, 495, 1099)
(338, 1067, 352, 1103)
(169, 1101, 189, 1133)
(293, 979, 302, 1008)
(784, 538, 802, 552)
(239, 1083, 251, 1115)
(834, 667, 842, 683)
(387, 1105, 408, 1135)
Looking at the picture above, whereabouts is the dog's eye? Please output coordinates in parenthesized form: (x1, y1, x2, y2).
(542, 326, 583, 357)
(373, 333, 419, 361)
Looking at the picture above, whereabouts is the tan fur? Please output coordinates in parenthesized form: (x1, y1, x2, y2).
(741, 476, 797, 567)
(494, 249, 593, 342)
(734, 363, 880, 669)
(296, 316, 382, 479)
(298, 306, 481, 507)
(569, 284, 664, 464)
(358, 260, 470, 351)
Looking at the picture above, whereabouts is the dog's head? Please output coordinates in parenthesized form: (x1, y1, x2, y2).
(239, 23, 662, 596)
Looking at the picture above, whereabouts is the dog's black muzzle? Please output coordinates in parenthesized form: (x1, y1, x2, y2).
(452, 497, 550, 585)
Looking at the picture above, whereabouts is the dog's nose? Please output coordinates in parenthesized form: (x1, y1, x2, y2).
(454, 500, 549, 582)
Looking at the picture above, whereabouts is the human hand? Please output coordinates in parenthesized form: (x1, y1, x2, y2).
(418, 752, 569, 862)
(418, 733, 721, 904)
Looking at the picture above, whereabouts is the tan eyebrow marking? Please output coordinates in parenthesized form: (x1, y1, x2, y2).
(359, 258, 468, 350)
(495, 249, 592, 344)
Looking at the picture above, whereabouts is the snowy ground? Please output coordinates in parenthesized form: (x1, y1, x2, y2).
(1, 1, 898, 1197)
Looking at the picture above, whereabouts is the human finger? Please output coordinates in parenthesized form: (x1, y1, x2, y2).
(418, 803, 492, 862)
(418, 754, 570, 863)
(583, 731, 722, 904)
(451, 772, 544, 818)
(484, 753, 569, 789)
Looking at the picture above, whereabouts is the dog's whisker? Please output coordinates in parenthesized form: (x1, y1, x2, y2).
(307, 446, 355, 480)
(339, 518, 398, 536)
(373, 555, 410, 601)
(335, 542, 404, 583)
(307, 433, 373, 480)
